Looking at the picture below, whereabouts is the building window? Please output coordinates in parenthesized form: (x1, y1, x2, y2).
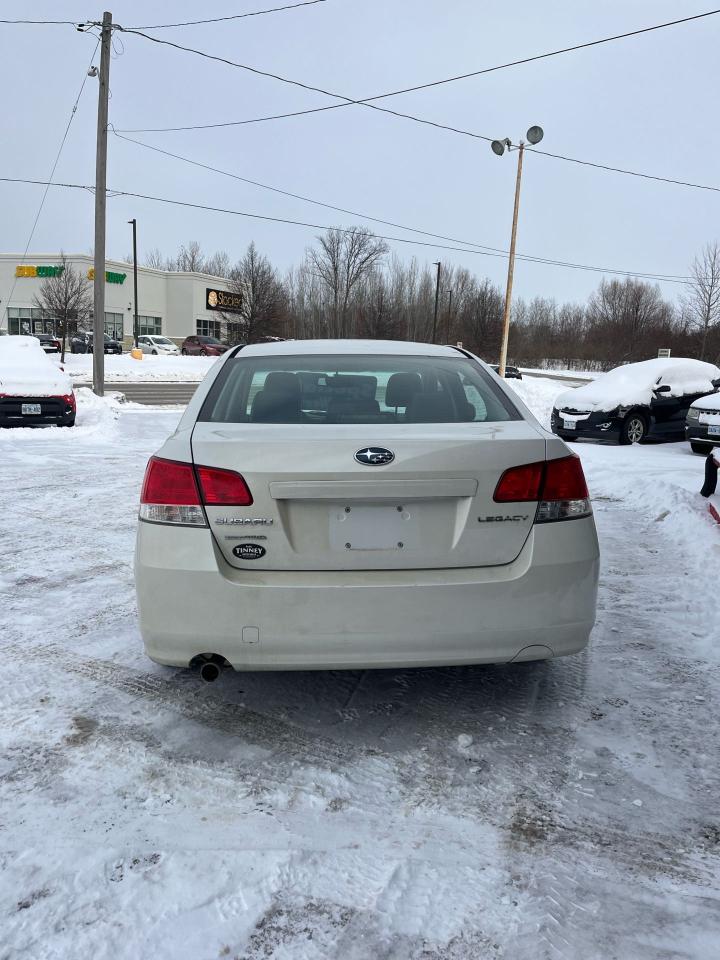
(138, 315, 162, 336)
(197, 318, 221, 338)
(224, 321, 245, 345)
(7, 307, 58, 335)
(104, 312, 124, 339)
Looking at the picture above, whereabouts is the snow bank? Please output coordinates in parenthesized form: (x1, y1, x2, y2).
(555, 358, 720, 413)
(64, 354, 218, 382)
(0, 388, 126, 441)
(0, 335, 73, 395)
(507, 376, 567, 429)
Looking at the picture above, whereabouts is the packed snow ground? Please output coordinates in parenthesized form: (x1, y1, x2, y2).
(1, 381, 719, 959)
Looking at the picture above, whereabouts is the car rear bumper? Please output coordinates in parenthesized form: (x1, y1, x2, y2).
(0, 396, 75, 427)
(685, 423, 720, 447)
(135, 516, 600, 670)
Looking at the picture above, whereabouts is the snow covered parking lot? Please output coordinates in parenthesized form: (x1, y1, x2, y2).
(1, 380, 719, 959)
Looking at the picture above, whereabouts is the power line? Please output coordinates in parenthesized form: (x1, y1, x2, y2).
(115, 12, 720, 193)
(126, 0, 330, 30)
(0, 175, 694, 285)
(111, 129, 703, 278)
(111, 129, 506, 254)
(120, 8, 720, 105)
(1, 38, 101, 325)
(0, 19, 79, 25)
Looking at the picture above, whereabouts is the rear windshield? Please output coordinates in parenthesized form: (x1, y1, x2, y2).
(199, 354, 521, 424)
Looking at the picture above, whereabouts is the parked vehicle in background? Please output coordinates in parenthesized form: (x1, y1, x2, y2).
(181, 335, 229, 356)
(135, 339, 599, 675)
(36, 333, 61, 353)
(0, 336, 75, 427)
(138, 335, 179, 356)
(551, 358, 720, 445)
(686, 393, 720, 454)
(490, 363, 522, 380)
(70, 332, 123, 355)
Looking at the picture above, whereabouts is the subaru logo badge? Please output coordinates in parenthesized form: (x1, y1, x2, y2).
(354, 447, 395, 466)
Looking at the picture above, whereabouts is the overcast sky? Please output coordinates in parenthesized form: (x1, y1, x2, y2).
(2, 0, 719, 304)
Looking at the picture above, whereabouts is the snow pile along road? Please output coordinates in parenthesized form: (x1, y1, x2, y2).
(65, 353, 219, 382)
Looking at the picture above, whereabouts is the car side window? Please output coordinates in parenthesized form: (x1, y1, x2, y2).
(463, 381, 488, 421)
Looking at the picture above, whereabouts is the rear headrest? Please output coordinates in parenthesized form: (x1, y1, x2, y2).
(405, 392, 455, 423)
(385, 372, 422, 407)
(327, 374, 377, 401)
(263, 371, 300, 397)
(250, 390, 301, 422)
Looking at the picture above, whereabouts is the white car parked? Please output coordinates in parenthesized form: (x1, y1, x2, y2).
(137, 335, 180, 356)
(134, 340, 599, 678)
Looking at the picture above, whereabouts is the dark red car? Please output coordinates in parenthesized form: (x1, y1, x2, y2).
(181, 335, 229, 357)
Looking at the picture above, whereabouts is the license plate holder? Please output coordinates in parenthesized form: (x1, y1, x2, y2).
(708, 425, 720, 437)
(21, 403, 42, 415)
(329, 504, 419, 551)
(563, 419, 575, 430)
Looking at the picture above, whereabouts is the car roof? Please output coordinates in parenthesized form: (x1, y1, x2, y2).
(237, 339, 465, 359)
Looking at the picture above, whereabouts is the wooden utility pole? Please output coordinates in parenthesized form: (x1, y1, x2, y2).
(92, 11, 112, 396)
(498, 142, 524, 378)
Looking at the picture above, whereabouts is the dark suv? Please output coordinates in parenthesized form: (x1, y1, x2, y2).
(181, 335, 229, 356)
(70, 332, 123, 354)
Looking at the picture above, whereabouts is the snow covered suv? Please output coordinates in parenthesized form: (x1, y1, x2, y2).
(552, 358, 720, 445)
(134, 340, 599, 674)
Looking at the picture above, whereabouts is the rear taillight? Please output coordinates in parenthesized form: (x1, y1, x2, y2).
(139, 456, 252, 526)
(62, 393, 75, 411)
(494, 455, 591, 523)
(196, 465, 253, 506)
(493, 462, 544, 502)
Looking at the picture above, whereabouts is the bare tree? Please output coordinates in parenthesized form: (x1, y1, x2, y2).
(308, 227, 388, 337)
(33, 254, 92, 361)
(144, 247, 169, 270)
(174, 241, 205, 273)
(203, 250, 231, 279)
(682, 242, 720, 360)
(226, 242, 287, 343)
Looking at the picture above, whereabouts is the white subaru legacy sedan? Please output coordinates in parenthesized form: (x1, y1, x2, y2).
(135, 340, 599, 675)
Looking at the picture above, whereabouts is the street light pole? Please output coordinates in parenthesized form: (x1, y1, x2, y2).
(445, 288, 453, 343)
(431, 261, 441, 343)
(92, 11, 112, 397)
(498, 142, 524, 378)
(491, 125, 543, 378)
(128, 218, 139, 348)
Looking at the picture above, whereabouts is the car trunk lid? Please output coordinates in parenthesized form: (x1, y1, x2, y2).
(191, 421, 545, 571)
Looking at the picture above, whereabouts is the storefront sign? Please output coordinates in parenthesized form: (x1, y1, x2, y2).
(15, 265, 65, 278)
(206, 287, 243, 313)
(87, 268, 127, 284)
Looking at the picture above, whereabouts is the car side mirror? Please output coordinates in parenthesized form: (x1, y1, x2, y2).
(654, 384, 671, 394)
(712, 378, 720, 389)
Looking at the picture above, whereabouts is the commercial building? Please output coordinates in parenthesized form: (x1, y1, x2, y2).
(0, 253, 243, 345)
